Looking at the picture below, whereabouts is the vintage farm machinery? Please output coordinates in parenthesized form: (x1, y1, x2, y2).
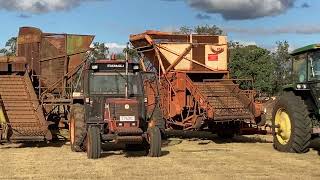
(130, 31, 265, 137)
(0, 27, 93, 142)
(0, 27, 163, 159)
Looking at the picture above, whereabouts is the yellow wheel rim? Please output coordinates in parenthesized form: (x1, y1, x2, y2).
(274, 108, 292, 145)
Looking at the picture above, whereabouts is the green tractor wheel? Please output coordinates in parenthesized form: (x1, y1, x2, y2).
(272, 92, 312, 153)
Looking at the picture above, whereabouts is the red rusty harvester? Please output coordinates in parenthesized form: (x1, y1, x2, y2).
(130, 30, 265, 137)
(0, 27, 93, 141)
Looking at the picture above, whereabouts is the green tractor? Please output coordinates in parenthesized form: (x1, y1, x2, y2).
(272, 44, 320, 153)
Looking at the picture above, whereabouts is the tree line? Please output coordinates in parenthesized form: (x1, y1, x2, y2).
(0, 25, 292, 96)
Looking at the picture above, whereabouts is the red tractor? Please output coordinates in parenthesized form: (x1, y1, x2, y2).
(70, 59, 163, 159)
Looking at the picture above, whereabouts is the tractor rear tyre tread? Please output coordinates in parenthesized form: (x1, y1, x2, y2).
(272, 91, 312, 153)
(86, 126, 101, 159)
(147, 127, 161, 157)
(70, 104, 86, 152)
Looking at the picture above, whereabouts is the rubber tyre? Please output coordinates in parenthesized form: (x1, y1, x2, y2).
(272, 92, 312, 153)
(147, 127, 162, 157)
(70, 104, 86, 152)
(86, 126, 101, 159)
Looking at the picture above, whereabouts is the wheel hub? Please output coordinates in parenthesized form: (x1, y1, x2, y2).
(275, 108, 292, 145)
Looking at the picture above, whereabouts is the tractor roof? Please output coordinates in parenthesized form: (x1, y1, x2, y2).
(291, 44, 320, 55)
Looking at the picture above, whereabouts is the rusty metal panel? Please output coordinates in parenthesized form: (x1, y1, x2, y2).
(0, 56, 27, 72)
(17, 27, 41, 74)
(16, 27, 94, 90)
(192, 44, 206, 70)
(67, 35, 94, 72)
(40, 58, 65, 87)
(0, 63, 8, 71)
(12, 63, 26, 72)
(40, 35, 66, 87)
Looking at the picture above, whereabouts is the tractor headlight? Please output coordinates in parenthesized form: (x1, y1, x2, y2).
(302, 84, 307, 89)
(133, 65, 139, 70)
(296, 84, 302, 89)
(85, 97, 90, 103)
(91, 65, 98, 70)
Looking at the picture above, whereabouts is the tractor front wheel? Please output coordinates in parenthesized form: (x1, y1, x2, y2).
(147, 127, 162, 157)
(69, 104, 86, 152)
(86, 126, 101, 159)
(272, 92, 312, 153)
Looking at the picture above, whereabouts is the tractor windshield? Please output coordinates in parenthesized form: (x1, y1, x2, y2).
(89, 72, 143, 96)
(293, 54, 307, 83)
(308, 51, 320, 81)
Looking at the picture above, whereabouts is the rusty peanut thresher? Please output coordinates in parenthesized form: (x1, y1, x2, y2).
(130, 31, 265, 137)
(0, 27, 93, 142)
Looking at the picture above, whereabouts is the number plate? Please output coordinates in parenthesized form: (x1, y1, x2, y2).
(119, 116, 135, 122)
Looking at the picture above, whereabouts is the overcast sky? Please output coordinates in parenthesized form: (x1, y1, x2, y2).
(0, 0, 318, 52)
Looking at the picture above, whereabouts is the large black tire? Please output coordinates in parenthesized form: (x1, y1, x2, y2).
(272, 92, 312, 153)
(147, 127, 161, 157)
(86, 126, 101, 159)
(70, 104, 86, 152)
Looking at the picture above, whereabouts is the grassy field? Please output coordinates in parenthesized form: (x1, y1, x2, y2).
(1, 134, 320, 180)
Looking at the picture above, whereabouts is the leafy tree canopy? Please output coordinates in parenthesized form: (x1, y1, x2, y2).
(178, 24, 224, 35)
(229, 45, 276, 95)
(0, 37, 17, 56)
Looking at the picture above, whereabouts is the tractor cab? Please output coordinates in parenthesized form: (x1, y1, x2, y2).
(291, 44, 320, 86)
(290, 44, 320, 112)
(84, 60, 145, 130)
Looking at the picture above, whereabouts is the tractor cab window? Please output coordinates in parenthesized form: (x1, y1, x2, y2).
(293, 54, 307, 83)
(89, 72, 142, 96)
(308, 51, 320, 81)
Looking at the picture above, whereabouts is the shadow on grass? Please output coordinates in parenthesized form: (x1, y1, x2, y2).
(100, 142, 170, 158)
(310, 137, 320, 155)
(165, 130, 272, 144)
(100, 143, 170, 158)
(0, 139, 67, 149)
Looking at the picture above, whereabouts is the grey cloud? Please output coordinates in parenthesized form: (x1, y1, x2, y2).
(301, 2, 310, 8)
(195, 13, 211, 20)
(187, 0, 295, 20)
(225, 25, 320, 35)
(0, 0, 107, 14)
(164, 0, 296, 20)
(18, 14, 31, 18)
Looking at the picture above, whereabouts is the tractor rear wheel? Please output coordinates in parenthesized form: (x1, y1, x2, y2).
(272, 92, 312, 153)
(86, 126, 101, 159)
(70, 104, 86, 152)
(147, 126, 161, 157)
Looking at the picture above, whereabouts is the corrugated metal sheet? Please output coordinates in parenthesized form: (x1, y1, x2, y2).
(17, 27, 94, 90)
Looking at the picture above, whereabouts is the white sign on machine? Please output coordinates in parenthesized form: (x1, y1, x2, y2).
(119, 116, 135, 122)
